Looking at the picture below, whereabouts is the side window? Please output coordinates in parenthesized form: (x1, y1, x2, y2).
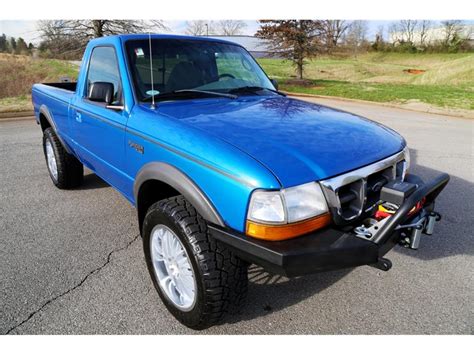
(87, 47, 122, 104)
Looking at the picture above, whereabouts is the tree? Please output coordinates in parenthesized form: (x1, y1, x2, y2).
(317, 20, 350, 52)
(10, 37, 17, 53)
(441, 20, 463, 46)
(398, 20, 418, 44)
(0, 33, 9, 52)
(372, 25, 386, 51)
(37, 20, 167, 58)
(344, 21, 368, 55)
(215, 20, 247, 35)
(418, 20, 432, 47)
(16, 37, 29, 55)
(256, 20, 321, 80)
(185, 20, 214, 36)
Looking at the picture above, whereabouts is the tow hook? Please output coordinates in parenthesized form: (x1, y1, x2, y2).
(370, 257, 392, 271)
(397, 212, 441, 250)
(424, 211, 441, 235)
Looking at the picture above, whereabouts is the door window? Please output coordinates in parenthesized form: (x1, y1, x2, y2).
(86, 46, 122, 104)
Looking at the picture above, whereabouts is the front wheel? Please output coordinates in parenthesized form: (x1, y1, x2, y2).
(142, 196, 248, 329)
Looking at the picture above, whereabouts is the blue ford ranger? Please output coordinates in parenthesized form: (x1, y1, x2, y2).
(32, 34, 449, 329)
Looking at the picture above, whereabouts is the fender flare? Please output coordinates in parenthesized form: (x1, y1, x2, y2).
(39, 105, 72, 154)
(134, 162, 225, 227)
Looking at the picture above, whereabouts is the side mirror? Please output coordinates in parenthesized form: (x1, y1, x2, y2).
(88, 82, 114, 104)
(270, 78, 279, 91)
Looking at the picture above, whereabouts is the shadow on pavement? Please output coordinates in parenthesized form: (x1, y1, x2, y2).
(223, 265, 352, 325)
(74, 172, 109, 190)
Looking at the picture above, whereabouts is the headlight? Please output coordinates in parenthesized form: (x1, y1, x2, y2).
(247, 182, 331, 240)
(283, 183, 329, 222)
(247, 190, 285, 223)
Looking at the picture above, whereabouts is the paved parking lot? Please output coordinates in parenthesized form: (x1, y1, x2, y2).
(1, 100, 472, 334)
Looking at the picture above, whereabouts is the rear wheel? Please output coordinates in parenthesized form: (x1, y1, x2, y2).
(42, 127, 83, 189)
(142, 196, 248, 329)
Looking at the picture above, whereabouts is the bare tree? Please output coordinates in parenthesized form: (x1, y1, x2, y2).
(388, 22, 400, 44)
(215, 20, 247, 35)
(318, 20, 350, 52)
(441, 20, 464, 46)
(398, 20, 418, 44)
(256, 20, 321, 80)
(185, 21, 214, 36)
(344, 20, 368, 55)
(418, 20, 432, 46)
(37, 20, 167, 58)
(372, 25, 386, 51)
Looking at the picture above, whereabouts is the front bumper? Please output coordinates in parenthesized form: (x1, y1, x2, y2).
(209, 173, 449, 277)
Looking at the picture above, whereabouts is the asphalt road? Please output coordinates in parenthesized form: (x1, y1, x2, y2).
(1, 100, 473, 334)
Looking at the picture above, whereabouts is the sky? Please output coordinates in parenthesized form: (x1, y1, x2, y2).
(0, 20, 470, 45)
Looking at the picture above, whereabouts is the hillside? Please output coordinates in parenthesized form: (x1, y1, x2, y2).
(0, 54, 79, 112)
(258, 53, 474, 111)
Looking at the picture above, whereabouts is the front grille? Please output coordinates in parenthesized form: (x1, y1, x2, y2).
(320, 152, 406, 225)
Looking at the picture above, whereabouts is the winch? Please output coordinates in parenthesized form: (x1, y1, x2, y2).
(353, 179, 442, 250)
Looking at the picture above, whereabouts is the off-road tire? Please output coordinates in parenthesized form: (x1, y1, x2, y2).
(42, 127, 83, 189)
(142, 196, 248, 330)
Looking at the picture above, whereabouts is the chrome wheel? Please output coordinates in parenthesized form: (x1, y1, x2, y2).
(150, 225, 197, 311)
(45, 139, 58, 181)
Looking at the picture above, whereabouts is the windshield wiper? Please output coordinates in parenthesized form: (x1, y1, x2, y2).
(228, 86, 286, 97)
(143, 89, 237, 102)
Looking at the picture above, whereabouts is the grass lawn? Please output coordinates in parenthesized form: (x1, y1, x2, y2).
(258, 53, 474, 111)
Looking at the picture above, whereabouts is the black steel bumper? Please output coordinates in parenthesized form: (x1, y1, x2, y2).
(209, 173, 449, 277)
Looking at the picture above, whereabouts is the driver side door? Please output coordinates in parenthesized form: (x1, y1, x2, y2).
(70, 46, 129, 193)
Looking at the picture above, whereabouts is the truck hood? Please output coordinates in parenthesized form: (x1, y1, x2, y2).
(153, 96, 405, 187)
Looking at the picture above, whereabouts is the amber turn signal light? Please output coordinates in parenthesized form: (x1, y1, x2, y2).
(246, 213, 332, 241)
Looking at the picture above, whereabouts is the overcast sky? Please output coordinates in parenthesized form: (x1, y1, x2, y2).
(0, 20, 469, 45)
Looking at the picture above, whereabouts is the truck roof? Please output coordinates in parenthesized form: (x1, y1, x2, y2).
(87, 33, 244, 47)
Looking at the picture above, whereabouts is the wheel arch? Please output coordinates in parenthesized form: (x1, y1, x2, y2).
(134, 162, 225, 233)
(39, 105, 55, 132)
(38, 105, 72, 154)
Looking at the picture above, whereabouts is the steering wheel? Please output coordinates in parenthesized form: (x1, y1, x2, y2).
(218, 73, 235, 80)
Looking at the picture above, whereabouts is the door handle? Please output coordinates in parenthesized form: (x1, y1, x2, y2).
(75, 112, 82, 123)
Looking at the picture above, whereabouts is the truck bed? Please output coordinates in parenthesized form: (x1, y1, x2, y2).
(32, 82, 78, 145)
(41, 82, 77, 92)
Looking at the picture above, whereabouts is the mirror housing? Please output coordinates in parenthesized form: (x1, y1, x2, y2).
(88, 82, 114, 104)
(270, 78, 279, 91)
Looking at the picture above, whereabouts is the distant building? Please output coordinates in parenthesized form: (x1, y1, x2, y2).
(206, 35, 279, 58)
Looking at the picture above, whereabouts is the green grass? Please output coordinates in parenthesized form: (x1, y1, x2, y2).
(282, 81, 474, 110)
(0, 95, 32, 113)
(258, 53, 474, 110)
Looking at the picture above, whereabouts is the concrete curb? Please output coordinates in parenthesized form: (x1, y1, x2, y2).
(283, 92, 474, 119)
(0, 111, 34, 119)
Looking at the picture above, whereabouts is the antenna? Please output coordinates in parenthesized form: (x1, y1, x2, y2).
(148, 32, 156, 109)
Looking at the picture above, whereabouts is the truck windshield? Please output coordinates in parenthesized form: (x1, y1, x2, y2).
(125, 39, 276, 101)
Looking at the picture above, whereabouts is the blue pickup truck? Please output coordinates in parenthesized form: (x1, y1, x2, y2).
(32, 34, 449, 329)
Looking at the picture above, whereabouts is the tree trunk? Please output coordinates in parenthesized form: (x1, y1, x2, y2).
(297, 64, 303, 80)
(296, 56, 304, 80)
(92, 20, 104, 38)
